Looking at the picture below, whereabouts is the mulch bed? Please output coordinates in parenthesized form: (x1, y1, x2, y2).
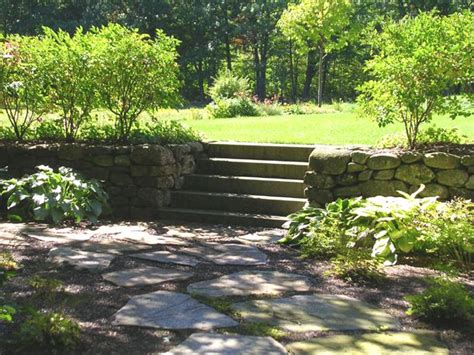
(1, 221, 473, 354)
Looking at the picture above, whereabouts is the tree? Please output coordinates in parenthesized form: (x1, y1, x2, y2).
(0, 35, 50, 140)
(93, 24, 180, 142)
(278, 0, 353, 106)
(358, 11, 473, 149)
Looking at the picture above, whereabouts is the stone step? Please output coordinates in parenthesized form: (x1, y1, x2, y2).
(171, 191, 306, 216)
(197, 158, 308, 179)
(171, 190, 306, 216)
(207, 141, 315, 162)
(184, 174, 305, 198)
(157, 207, 287, 228)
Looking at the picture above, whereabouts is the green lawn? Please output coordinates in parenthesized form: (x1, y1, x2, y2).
(180, 112, 474, 145)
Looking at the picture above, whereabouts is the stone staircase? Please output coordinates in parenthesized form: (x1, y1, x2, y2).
(158, 142, 314, 227)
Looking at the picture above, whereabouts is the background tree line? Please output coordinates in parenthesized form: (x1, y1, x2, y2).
(0, 0, 472, 104)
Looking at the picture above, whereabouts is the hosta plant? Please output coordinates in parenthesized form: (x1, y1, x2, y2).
(0, 165, 108, 224)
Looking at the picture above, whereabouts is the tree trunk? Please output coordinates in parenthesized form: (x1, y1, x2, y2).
(317, 45, 326, 107)
(253, 40, 268, 100)
(224, 12, 232, 71)
(289, 40, 298, 102)
(302, 49, 317, 100)
(196, 61, 205, 101)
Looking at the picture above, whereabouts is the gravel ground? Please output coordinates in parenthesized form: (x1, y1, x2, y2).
(0, 221, 473, 354)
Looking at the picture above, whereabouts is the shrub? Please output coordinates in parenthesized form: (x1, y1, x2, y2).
(376, 126, 470, 148)
(417, 199, 473, 270)
(31, 119, 64, 141)
(17, 310, 81, 351)
(129, 119, 202, 144)
(358, 11, 473, 149)
(207, 97, 260, 118)
(326, 250, 386, 284)
(208, 70, 250, 101)
(0, 35, 50, 141)
(0, 252, 18, 324)
(92, 24, 180, 142)
(33, 27, 100, 142)
(406, 277, 474, 323)
(280, 199, 362, 259)
(0, 165, 108, 224)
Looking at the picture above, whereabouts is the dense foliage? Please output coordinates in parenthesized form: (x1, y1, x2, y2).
(358, 11, 473, 148)
(0, 1, 471, 104)
(0, 165, 109, 224)
(406, 277, 474, 322)
(0, 24, 182, 143)
(281, 187, 473, 270)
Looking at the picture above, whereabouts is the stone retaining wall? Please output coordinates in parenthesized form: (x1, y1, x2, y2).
(305, 146, 474, 205)
(0, 142, 204, 219)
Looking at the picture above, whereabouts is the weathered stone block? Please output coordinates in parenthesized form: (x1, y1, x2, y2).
(180, 156, 196, 175)
(400, 151, 422, 164)
(309, 147, 351, 175)
(305, 187, 333, 204)
(461, 155, 474, 167)
(333, 186, 361, 198)
(409, 183, 449, 199)
(466, 176, 474, 190)
(367, 153, 401, 170)
(436, 169, 469, 187)
(304, 172, 335, 189)
(133, 188, 168, 208)
(130, 145, 175, 165)
(395, 164, 435, 185)
(114, 155, 131, 166)
(131, 165, 149, 177)
(93, 155, 114, 167)
(351, 151, 371, 164)
(360, 180, 408, 197)
(335, 173, 358, 186)
(110, 172, 133, 186)
(188, 142, 204, 153)
(347, 162, 367, 173)
(149, 164, 178, 177)
(57, 144, 85, 160)
(373, 170, 395, 180)
(449, 187, 474, 200)
(85, 167, 109, 180)
(358, 170, 373, 182)
(423, 152, 460, 169)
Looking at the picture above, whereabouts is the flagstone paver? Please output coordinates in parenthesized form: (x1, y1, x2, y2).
(112, 291, 238, 330)
(102, 266, 193, 287)
(48, 247, 115, 271)
(132, 250, 200, 267)
(233, 294, 399, 332)
(180, 243, 268, 266)
(76, 239, 151, 255)
(116, 231, 190, 246)
(237, 229, 285, 245)
(164, 333, 288, 355)
(187, 271, 312, 297)
(23, 226, 93, 243)
(0, 233, 30, 247)
(286, 332, 448, 355)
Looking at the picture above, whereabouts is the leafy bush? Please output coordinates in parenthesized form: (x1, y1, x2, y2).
(280, 199, 362, 259)
(33, 28, 100, 142)
(92, 24, 180, 142)
(17, 310, 81, 351)
(0, 35, 50, 141)
(326, 250, 386, 284)
(208, 70, 250, 101)
(207, 97, 260, 118)
(0, 165, 108, 224)
(406, 277, 474, 323)
(358, 11, 473, 148)
(31, 119, 64, 141)
(417, 199, 473, 269)
(0, 252, 18, 324)
(282, 187, 472, 268)
(376, 126, 470, 148)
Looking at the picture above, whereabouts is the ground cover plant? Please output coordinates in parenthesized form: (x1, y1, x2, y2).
(0, 165, 109, 224)
(281, 187, 473, 270)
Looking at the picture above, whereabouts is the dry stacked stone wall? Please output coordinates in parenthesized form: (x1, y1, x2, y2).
(0, 142, 204, 219)
(305, 146, 474, 205)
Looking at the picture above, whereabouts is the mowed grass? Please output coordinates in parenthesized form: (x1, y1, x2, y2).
(0, 107, 472, 145)
(181, 112, 474, 145)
